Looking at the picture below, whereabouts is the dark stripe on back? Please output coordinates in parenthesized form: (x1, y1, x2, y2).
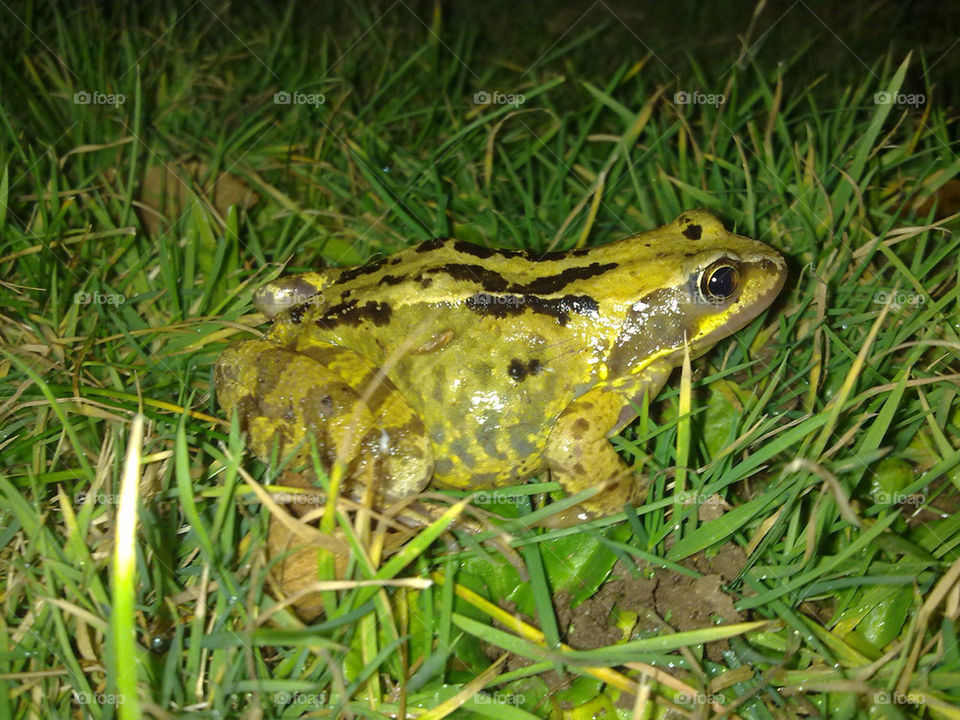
(465, 293, 598, 325)
(316, 299, 393, 328)
(427, 261, 617, 295)
(416, 238, 446, 253)
(508, 261, 617, 294)
(427, 263, 509, 291)
(336, 257, 388, 284)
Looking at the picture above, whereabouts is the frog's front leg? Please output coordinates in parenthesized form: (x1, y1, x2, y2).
(215, 339, 434, 502)
(542, 361, 673, 527)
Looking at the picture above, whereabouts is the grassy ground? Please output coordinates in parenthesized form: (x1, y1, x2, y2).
(2, 1, 960, 718)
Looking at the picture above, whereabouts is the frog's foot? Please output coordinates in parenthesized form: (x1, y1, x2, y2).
(541, 387, 648, 528)
(539, 467, 649, 528)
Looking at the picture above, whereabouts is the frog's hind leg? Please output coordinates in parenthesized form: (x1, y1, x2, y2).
(542, 363, 671, 527)
(215, 339, 433, 502)
(299, 342, 436, 501)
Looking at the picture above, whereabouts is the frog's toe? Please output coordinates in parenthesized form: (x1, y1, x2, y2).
(360, 419, 434, 501)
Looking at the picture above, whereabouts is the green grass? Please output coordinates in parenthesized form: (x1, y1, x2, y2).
(2, 2, 960, 719)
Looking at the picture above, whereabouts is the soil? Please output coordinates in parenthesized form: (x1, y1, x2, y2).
(484, 540, 749, 674)
(558, 542, 748, 663)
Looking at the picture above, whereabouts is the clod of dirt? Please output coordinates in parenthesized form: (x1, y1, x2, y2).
(137, 158, 258, 235)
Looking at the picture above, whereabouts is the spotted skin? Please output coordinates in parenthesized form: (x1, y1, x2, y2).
(216, 210, 786, 524)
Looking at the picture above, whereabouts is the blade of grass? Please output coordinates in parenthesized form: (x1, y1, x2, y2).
(113, 413, 144, 719)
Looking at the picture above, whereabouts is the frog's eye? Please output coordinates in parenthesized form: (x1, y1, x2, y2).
(254, 276, 322, 318)
(698, 260, 741, 304)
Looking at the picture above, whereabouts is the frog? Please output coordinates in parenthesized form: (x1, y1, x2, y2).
(215, 210, 786, 527)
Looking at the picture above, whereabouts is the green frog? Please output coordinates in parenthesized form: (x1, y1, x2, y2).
(215, 210, 786, 526)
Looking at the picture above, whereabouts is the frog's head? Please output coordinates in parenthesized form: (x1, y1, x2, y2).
(607, 210, 787, 376)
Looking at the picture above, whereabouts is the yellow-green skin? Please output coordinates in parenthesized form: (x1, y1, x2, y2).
(215, 211, 786, 525)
